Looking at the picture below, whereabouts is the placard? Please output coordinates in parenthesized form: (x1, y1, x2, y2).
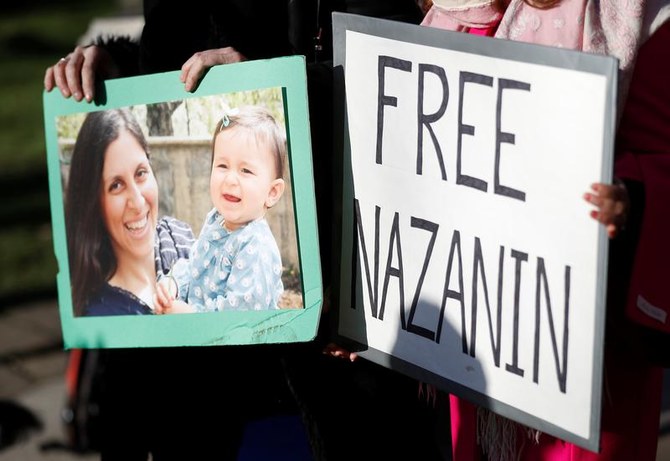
(44, 56, 322, 348)
(334, 13, 617, 451)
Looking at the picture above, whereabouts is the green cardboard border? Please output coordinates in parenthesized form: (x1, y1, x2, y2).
(43, 56, 322, 348)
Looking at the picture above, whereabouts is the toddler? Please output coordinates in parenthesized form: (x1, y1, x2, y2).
(156, 106, 287, 312)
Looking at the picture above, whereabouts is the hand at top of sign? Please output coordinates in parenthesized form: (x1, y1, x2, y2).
(44, 45, 119, 103)
(43, 0, 292, 102)
(584, 181, 629, 239)
(180, 47, 247, 92)
(43, 44, 247, 100)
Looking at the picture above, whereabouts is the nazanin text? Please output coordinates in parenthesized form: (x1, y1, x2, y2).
(354, 202, 570, 393)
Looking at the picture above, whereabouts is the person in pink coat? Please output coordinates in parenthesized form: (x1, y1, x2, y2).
(422, 0, 670, 459)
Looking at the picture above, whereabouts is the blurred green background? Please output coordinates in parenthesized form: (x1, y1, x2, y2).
(0, 0, 136, 304)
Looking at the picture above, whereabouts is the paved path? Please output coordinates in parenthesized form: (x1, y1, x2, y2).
(0, 300, 95, 460)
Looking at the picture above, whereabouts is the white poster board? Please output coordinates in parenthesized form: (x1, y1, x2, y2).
(334, 13, 617, 451)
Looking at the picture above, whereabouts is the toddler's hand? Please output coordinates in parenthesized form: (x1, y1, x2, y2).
(583, 181, 629, 239)
(167, 299, 196, 314)
(154, 279, 175, 314)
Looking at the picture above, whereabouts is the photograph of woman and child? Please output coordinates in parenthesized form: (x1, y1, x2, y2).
(59, 90, 303, 318)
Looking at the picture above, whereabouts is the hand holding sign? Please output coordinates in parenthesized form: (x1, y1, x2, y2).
(584, 182, 629, 239)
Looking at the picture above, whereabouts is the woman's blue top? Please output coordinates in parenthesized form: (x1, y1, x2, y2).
(84, 283, 153, 316)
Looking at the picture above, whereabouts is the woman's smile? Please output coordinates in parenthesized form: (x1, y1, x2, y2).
(125, 212, 150, 233)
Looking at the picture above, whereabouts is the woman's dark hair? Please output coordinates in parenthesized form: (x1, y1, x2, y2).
(65, 108, 148, 315)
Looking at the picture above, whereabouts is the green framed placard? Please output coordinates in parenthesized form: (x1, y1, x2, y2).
(44, 55, 322, 348)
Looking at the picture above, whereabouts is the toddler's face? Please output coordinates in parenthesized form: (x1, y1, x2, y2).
(210, 128, 284, 231)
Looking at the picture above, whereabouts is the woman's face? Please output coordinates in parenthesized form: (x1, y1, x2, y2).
(100, 129, 158, 264)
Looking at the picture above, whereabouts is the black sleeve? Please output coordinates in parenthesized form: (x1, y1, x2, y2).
(209, 0, 293, 60)
(138, 0, 293, 75)
(138, 1, 214, 74)
(94, 35, 141, 78)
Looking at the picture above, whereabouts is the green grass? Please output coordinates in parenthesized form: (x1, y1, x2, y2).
(0, 1, 120, 302)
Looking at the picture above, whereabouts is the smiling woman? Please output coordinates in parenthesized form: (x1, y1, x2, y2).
(100, 129, 158, 304)
(64, 108, 193, 316)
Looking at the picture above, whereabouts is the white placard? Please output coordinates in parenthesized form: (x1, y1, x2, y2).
(334, 13, 617, 452)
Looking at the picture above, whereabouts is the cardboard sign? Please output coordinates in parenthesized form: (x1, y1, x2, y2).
(44, 56, 322, 348)
(334, 13, 617, 451)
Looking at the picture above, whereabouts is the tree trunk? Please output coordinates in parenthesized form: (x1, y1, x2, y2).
(146, 101, 182, 136)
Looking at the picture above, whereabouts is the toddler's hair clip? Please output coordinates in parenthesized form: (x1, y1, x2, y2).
(220, 108, 239, 130)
